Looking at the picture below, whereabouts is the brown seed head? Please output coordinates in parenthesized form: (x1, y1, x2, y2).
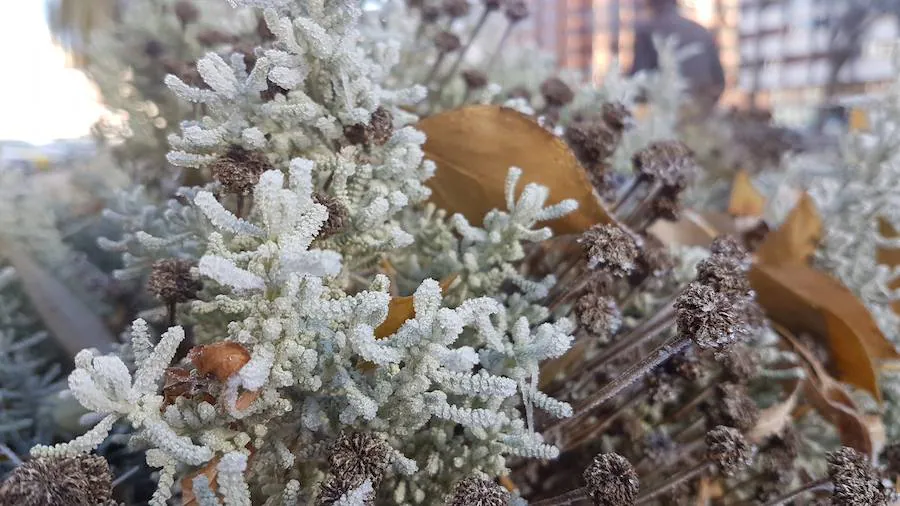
(210, 145, 273, 195)
(631, 140, 697, 189)
(575, 293, 622, 342)
(422, 5, 442, 22)
(675, 282, 748, 350)
(709, 235, 749, 261)
(369, 107, 394, 146)
(630, 233, 675, 284)
(504, 0, 530, 22)
(703, 383, 760, 432)
(462, 69, 489, 90)
(328, 432, 391, 487)
(0, 455, 113, 506)
(759, 427, 801, 473)
(565, 116, 625, 167)
(644, 431, 679, 467)
(667, 352, 707, 382)
(148, 259, 202, 304)
(196, 29, 238, 46)
(540, 77, 574, 108)
(647, 372, 679, 405)
(145, 39, 165, 59)
(706, 426, 754, 476)
(695, 255, 751, 297)
(583, 453, 639, 506)
(719, 344, 759, 383)
(443, 0, 471, 18)
(435, 31, 462, 53)
(445, 476, 509, 506)
(313, 193, 349, 239)
(175, 0, 200, 25)
(828, 447, 889, 506)
(578, 224, 640, 278)
(881, 443, 900, 476)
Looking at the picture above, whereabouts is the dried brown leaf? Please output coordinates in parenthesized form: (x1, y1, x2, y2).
(750, 263, 895, 402)
(182, 456, 220, 506)
(755, 192, 822, 265)
(189, 342, 251, 381)
(647, 209, 717, 247)
(416, 105, 613, 235)
(375, 275, 458, 338)
(776, 325, 877, 456)
(748, 380, 801, 444)
(728, 170, 766, 217)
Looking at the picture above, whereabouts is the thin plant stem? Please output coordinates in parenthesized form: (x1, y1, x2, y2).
(635, 462, 711, 505)
(530, 488, 590, 506)
(0, 443, 22, 466)
(613, 177, 642, 213)
(484, 22, 515, 71)
(762, 478, 832, 506)
(569, 335, 691, 427)
(440, 8, 492, 88)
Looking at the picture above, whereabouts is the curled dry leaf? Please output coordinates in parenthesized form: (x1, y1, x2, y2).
(728, 170, 766, 217)
(647, 209, 717, 248)
(189, 342, 251, 381)
(416, 105, 614, 235)
(755, 192, 822, 265)
(182, 456, 220, 506)
(748, 379, 801, 444)
(776, 324, 878, 456)
(375, 275, 458, 338)
(876, 217, 900, 315)
(750, 263, 900, 402)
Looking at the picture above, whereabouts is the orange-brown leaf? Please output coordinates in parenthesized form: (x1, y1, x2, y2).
(416, 105, 613, 235)
(776, 325, 876, 456)
(876, 217, 900, 315)
(647, 209, 718, 248)
(750, 263, 899, 402)
(748, 380, 801, 444)
(728, 170, 766, 217)
(375, 275, 458, 338)
(849, 107, 871, 132)
(755, 192, 822, 265)
(189, 342, 251, 381)
(182, 457, 220, 506)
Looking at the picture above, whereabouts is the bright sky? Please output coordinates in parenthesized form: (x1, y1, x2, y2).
(0, 2, 106, 145)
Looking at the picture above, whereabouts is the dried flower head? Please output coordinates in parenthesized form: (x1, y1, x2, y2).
(196, 29, 237, 47)
(583, 453, 639, 506)
(422, 5, 442, 23)
(0, 455, 113, 506)
(504, 0, 530, 23)
(328, 432, 392, 487)
(709, 235, 749, 261)
(695, 255, 751, 296)
(675, 282, 747, 350)
(575, 292, 622, 341)
(369, 107, 394, 145)
(540, 77, 575, 108)
(759, 427, 801, 472)
(443, 0, 471, 18)
(435, 31, 462, 53)
(703, 383, 760, 432)
(668, 352, 706, 382)
(147, 258, 202, 303)
(313, 193, 349, 239)
(174, 0, 200, 25)
(881, 443, 900, 476)
(578, 224, 639, 277)
(706, 426, 753, 475)
(445, 476, 509, 506)
(719, 344, 759, 383)
(828, 447, 888, 506)
(630, 234, 675, 283)
(564, 108, 628, 166)
(145, 39, 165, 59)
(647, 372, 679, 405)
(462, 69, 489, 90)
(631, 140, 697, 189)
(210, 145, 273, 195)
(644, 431, 679, 467)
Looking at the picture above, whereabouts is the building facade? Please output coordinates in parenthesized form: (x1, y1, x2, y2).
(738, 0, 898, 126)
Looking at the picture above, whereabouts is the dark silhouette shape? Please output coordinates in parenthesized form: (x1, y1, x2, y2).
(629, 0, 725, 109)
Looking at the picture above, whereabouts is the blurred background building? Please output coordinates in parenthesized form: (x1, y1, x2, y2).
(523, 0, 900, 128)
